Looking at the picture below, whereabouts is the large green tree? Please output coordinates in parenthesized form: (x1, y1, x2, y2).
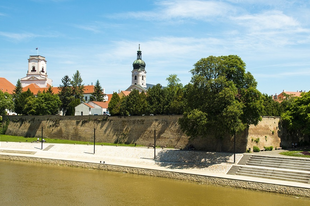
(13, 79, 23, 114)
(164, 74, 184, 114)
(71, 70, 84, 101)
(14, 89, 34, 115)
(90, 80, 104, 101)
(0, 91, 14, 115)
(108, 92, 121, 115)
(146, 84, 166, 114)
(59, 75, 74, 116)
(24, 91, 61, 115)
(179, 55, 263, 140)
(281, 91, 310, 137)
(261, 94, 282, 116)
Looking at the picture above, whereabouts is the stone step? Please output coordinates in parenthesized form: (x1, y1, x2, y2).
(237, 167, 310, 179)
(244, 155, 310, 171)
(235, 166, 310, 184)
(246, 162, 310, 170)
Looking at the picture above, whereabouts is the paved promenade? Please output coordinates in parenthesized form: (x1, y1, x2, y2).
(1, 141, 310, 195)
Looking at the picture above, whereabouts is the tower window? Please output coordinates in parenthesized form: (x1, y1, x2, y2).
(135, 76, 137, 80)
(31, 66, 36, 72)
(142, 76, 144, 80)
(41, 67, 44, 72)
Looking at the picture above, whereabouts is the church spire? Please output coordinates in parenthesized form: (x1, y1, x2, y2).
(137, 44, 142, 60)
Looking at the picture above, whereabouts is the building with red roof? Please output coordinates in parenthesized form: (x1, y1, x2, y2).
(0, 77, 15, 94)
(272, 90, 304, 102)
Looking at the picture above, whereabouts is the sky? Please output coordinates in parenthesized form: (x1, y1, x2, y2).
(1, 0, 310, 95)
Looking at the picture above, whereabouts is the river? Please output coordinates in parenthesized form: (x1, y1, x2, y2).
(0, 160, 309, 206)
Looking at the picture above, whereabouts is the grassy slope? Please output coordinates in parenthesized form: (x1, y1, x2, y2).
(0, 134, 139, 147)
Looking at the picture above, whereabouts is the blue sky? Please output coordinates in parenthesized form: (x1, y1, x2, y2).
(1, 0, 310, 95)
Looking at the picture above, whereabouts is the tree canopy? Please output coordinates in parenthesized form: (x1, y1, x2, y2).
(281, 91, 310, 137)
(179, 55, 263, 139)
(0, 91, 13, 116)
(90, 80, 104, 101)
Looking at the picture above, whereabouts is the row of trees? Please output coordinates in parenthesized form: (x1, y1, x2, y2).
(108, 74, 184, 116)
(5, 70, 104, 116)
(107, 55, 297, 141)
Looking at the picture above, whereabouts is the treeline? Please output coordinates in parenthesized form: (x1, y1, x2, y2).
(1, 70, 105, 116)
(108, 75, 184, 116)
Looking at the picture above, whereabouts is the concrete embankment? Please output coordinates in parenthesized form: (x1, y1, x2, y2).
(0, 142, 309, 197)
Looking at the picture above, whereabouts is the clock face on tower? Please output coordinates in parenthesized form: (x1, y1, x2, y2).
(133, 71, 138, 75)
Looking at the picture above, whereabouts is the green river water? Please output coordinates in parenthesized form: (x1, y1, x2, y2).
(0, 160, 309, 206)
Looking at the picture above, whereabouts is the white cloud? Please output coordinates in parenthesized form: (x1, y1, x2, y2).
(73, 24, 102, 33)
(114, 0, 236, 21)
(0, 31, 36, 41)
(233, 10, 299, 31)
(0, 31, 60, 42)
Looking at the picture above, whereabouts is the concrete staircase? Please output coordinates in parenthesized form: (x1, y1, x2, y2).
(227, 155, 310, 184)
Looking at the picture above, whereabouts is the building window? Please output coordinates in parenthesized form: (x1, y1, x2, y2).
(41, 67, 44, 72)
(135, 76, 137, 80)
(85, 96, 88, 101)
(142, 76, 144, 80)
(31, 66, 36, 72)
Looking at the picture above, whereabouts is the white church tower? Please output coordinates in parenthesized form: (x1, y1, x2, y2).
(126, 45, 147, 92)
(20, 55, 53, 88)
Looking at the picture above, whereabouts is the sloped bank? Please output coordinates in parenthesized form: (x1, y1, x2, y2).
(4, 115, 281, 152)
(0, 154, 309, 198)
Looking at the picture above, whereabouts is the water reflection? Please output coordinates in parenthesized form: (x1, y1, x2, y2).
(0, 160, 309, 206)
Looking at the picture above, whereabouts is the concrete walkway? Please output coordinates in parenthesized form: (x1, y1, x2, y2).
(1, 141, 310, 191)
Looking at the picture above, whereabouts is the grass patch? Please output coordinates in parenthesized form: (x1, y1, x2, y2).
(280, 151, 310, 158)
(0, 134, 141, 147)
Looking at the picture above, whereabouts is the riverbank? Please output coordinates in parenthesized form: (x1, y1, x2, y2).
(0, 142, 309, 197)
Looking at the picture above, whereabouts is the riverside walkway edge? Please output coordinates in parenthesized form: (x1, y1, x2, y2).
(0, 142, 310, 198)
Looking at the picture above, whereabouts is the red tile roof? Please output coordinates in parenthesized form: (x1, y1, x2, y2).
(84, 85, 95, 94)
(273, 91, 303, 102)
(22, 83, 60, 95)
(92, 101, 109, 109)
(84, 103, 94, 108)
(0, 77, 15, 94)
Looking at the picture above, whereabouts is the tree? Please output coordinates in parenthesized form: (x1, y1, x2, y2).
(13, 79, 23, 114)
(71, 70, 84, 101)
(164, 74, 184, 114)
(166, 74, 183, 88)
(59, 75, 74, 116)
(261, 94, 282, 116)
(14, 89, 34, 115)
(281, 91, 310, 138)
(179, 55, 263, 141)
(146, 84, 166, 114)
(108, 92, 121, 115)
(90, 80, 104, 101)
(0, 91, 13, 115)
(24, 91, 61, 115)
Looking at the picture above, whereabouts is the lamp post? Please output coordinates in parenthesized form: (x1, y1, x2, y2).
(93, 128, 96, 154)
(41, 127, 43, 150)
(154, 129, 156, 160)
(234, 131, 236, 163)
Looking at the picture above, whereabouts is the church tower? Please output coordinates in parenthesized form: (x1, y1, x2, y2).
(20, 55, 53, 88)
(131, 45, 147, 88)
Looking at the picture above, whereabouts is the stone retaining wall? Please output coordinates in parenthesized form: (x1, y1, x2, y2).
(0, 154, 309, 198)
(4, 115, 281, 152)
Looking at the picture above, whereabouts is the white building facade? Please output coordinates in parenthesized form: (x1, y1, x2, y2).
(126, 45, 147, 92)
(20, 55, 53, 88)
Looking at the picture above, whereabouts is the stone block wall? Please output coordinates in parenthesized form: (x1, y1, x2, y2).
(4, 115, 281, 152)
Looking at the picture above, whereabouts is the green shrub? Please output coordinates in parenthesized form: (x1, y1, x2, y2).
(253, 146, 260, 152)
(264, 146, 273, 151)
(254, 138, 260, 144)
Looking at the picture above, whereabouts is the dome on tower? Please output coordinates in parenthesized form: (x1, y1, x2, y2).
(133, 59, 146, 70)
(132, 45, 146, 71)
